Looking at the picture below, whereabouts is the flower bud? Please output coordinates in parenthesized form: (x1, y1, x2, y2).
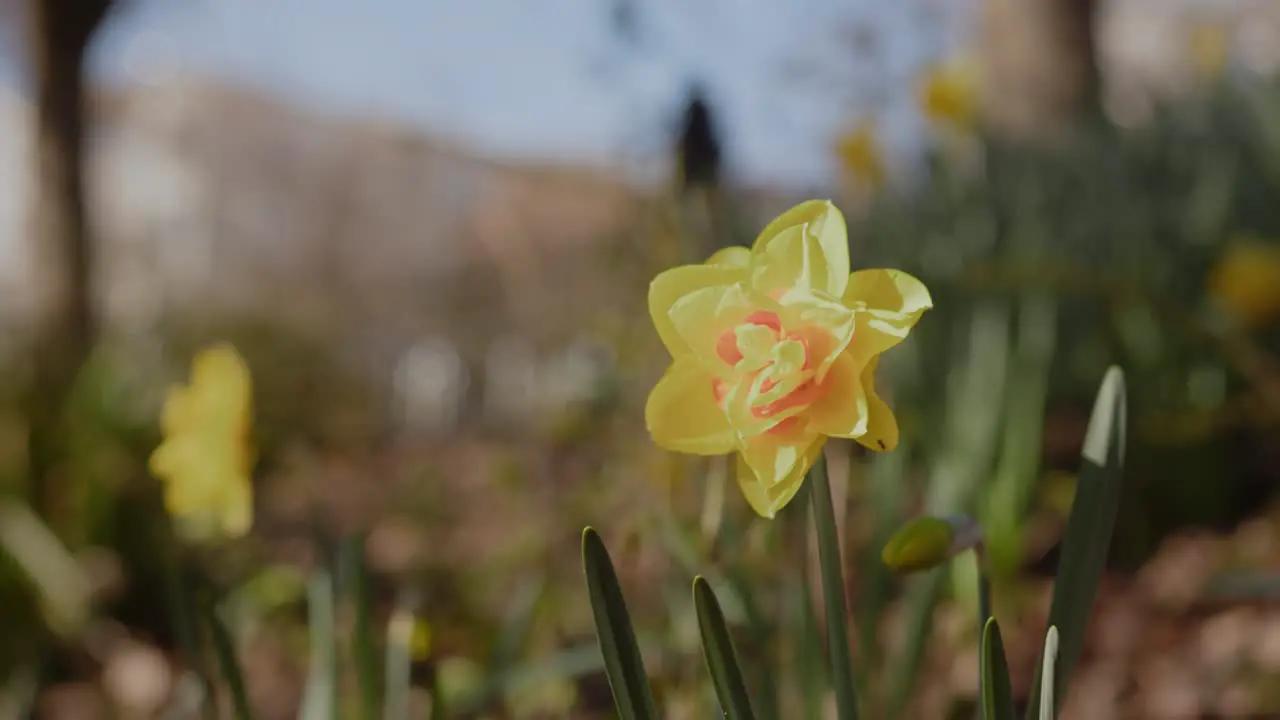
(881, 514, 984, 574)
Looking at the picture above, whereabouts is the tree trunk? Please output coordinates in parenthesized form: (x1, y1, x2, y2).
(24, 0, 112, 516)
(979, 0, 1101, 140)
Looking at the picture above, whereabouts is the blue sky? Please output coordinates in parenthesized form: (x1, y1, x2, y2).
(79, 0, 972, 189)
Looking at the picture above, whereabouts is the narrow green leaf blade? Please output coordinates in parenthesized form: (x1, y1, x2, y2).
(977, 558, 992, 633)
(161, 535, 216, 720)
(300, 565, 338, 720)
(1039, 626, 1059, 720)
(382, 592, 418, 720)
(341, 535, 380, 720)
(979, 618, 1014, 720)
(1026, 367, 1126, 719)
(581, 527, 659, 720)
(808, 455, 860, 719)
(724, 567, 780, 720)
(693, 576, 758, 720)
(206, 602, 255, 720)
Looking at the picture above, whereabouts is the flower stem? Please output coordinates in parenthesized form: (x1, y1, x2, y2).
(206, 596, 255, 720)
(808, 453, 860, 719)
(162, 534, 216, 720)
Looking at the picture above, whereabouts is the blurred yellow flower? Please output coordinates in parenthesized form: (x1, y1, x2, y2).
(1189, 23, 1230, 79)
(645, 200, 931, 518)
(1208, 239, 1280, 327)
(409, 619, 433, 661)
(149, 344, 255, 542)
(918, 59, 979, 131)
(834, 122, 886, 190)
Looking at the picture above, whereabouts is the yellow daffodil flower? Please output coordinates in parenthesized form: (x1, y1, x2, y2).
(1189, 23, 1230, 80)
(1208, 239, 1280, 327)
(834, 121, 886, 191)
(149, 344, 255, 542)
(389, 609, 433, 661)
(645, 200, 931, 518)
(918, 59, 979, 132)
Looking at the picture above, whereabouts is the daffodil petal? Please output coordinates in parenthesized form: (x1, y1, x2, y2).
(706, 246, 750, 268)
(668, 282, 763, 370)
(787, 297, 857, 382)
(192, 345, 251, 408)
(645, 358, 736, 455)
(738, 427, 823, 490)
(842, 269, 933, 358)
(186, 348, 253, 446)
(147, 440, 180, 481)
(855, 356, 900, 452)
(750, 200, 850, 297)
(807, 350, 870, 439)
(160, 385, 194, 436)
(751, 225, 833, 301)
(219, 479, 253, 537)
(735, 437, 825, 518)
(649, 264, 747, 358)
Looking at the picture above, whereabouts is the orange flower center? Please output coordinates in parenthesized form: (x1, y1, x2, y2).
(711, 310, 834, 437)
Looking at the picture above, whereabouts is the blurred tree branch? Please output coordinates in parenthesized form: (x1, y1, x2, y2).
(24, 0, 114, 515)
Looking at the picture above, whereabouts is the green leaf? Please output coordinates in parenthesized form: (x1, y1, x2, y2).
(300, 564, 338, 720)
(977, 556, 992, 642)
(206, 601, 255, 720)
(161, 531, 216, 720)
(693, 576, 757, 720)
(979, 618, 1014, 720)
(0, 500, 89, 637)
(1025, 367, 1126, 720)
(808, 455, 860, 719)
(383, 593, 419, 720)
(1039, 626, 1059, 720)
(489, 577, 546, 671)
(887, 302, 1012, 718)
(855, 446, 909, 692)
(724, 567, 780, 720)
(340, 535, 380, 720)
(581, 527, 659, 720)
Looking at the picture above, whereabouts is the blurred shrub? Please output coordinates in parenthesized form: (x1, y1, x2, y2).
(846, 76, 1280, 565)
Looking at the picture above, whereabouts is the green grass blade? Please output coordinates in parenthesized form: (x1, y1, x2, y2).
(693, 577, 757, 720)
(1025, 367, 1126, 720)
(983, 289, 1056, 577)
(206, 601, 255, 720)
(885, 571, 944, 718)
(489, 576, 546, 671)
(724, 567, 780, 720)
(0, 663, 40, 720)
(808, 454, 860, 719)
(854, 447, 909, 695)
(1039, 626, 1059, 720)
(581, 527, 659, 720)
(300, 565, 338, 720)
(889, 302, 1011, 718)
(161, 535, 216, 720)
(979, 618, 1014, 720)
(383, 594, 418, 720)
(341, 535, 380, 720)
(977, 554, 992, 643)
